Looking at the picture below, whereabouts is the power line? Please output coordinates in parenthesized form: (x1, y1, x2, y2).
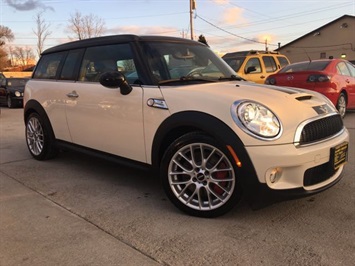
(195, 14, 355, 50)
(195, 14, 272, 46)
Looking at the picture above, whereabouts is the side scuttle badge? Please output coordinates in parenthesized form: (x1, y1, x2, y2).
(147, 98, 168, 110)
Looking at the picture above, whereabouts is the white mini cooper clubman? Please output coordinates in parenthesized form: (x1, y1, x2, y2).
(24, 35, 349, 217)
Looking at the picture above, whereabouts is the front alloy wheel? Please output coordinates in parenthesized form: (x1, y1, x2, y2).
(161, 132, 241, 217)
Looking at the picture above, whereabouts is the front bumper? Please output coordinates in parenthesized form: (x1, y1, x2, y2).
(11, 97, 23, 106)
(243, 128, 349, 207)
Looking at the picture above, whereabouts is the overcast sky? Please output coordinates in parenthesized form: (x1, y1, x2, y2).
(1, 0, 354, 55)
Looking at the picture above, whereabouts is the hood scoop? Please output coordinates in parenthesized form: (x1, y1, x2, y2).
(296, 95, 312, 101)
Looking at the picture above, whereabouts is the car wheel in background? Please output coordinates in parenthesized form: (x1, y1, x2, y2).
(336, 92, 347, 118)
(160, 132, 242, 217)
(25, 112, 58, 160)
(6, 96, 13, 108)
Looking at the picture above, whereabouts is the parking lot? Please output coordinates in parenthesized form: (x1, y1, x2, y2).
(1, 107, 354, 266)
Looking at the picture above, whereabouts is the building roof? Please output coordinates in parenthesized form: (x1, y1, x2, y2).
(276, 15, 355, 51)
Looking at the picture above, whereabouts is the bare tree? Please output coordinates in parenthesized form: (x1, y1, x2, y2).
(33, 11, 52, 58)
(13, 46, 35, 69)
(67, 11, 105, 40)
(0, 25, 14, 46)
(7, 46, 15, 67)
(0, 48, 9, 70)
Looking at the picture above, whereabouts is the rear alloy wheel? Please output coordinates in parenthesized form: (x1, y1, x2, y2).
(336, 93, 347, 118)
(161, 132, 241, 217)
(26, 112, 57, 160)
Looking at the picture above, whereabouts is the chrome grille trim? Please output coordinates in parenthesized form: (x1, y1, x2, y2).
(294, 113, 344, 147)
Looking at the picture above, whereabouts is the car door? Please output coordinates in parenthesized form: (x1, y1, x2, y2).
(243, 57, 264, 83)
(64, 43, 146, 163)
(30, 51, 72, 141)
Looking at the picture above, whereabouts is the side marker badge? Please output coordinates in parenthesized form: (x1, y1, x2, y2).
(147, 98, 168, 110)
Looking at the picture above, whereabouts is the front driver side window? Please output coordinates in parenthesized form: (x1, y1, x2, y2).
(79, 43, 136, 83)
(244, 58, 261, 73)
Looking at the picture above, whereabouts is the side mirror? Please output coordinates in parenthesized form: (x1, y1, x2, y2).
(99, 71, 132, 95)
(245, 66, 256, 74)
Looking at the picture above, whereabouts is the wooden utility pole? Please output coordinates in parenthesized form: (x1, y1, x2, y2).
(190, 0, 196, 40)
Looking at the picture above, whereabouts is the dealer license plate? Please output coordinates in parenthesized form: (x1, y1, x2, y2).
(331, 142, 348, 170)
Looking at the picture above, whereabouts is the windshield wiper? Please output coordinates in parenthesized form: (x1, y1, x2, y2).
(218, 75, 245, 81)
(158, 76, 217, 85)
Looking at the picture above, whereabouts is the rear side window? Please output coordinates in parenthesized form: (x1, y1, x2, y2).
(262, 56, 277, 73)
(33, 52, 66, 79)
(336, 62, 351, 76)
(277, 56, 289, 68)
(280, 61, 330, 73)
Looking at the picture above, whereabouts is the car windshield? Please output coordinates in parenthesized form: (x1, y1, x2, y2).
(280, 61, 330, 73)
(141, 41, 238, 85)
(222, 57, 246, 72)
(6, 78, 28, 87)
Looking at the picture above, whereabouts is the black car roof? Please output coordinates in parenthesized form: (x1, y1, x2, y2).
(42, 35, 201, 55)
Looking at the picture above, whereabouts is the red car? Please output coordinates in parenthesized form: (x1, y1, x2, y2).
(265, 59, 355, 118)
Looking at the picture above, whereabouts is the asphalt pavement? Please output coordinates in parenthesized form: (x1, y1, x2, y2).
(1, 107, 354, 266)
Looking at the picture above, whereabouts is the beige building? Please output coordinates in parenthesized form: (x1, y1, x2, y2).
(277, 15, 355, 64)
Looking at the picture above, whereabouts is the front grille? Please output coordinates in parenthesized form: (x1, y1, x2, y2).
(304, 161, 335, 186)
(299, 114, 343, 145)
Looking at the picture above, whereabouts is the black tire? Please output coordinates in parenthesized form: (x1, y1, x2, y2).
(336, 93, 347, 118)
(160, 132, 242, 218)
(7, 96, 13, 108)
(25, 112, 58, 160)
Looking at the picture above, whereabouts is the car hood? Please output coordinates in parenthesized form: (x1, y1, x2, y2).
(159, 81, 339, 145)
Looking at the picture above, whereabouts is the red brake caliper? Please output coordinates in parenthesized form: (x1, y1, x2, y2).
(213, 162, 227, 195)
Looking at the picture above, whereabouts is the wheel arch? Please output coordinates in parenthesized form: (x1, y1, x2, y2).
(151, 111, 257, 183)
(24, 99, 55, 139)
(152, 111, 291, 209)
(339, 89, 348, 105)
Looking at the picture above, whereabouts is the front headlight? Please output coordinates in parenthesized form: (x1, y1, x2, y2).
(231, 100, 282, 140)
(15, 91, 21, 97)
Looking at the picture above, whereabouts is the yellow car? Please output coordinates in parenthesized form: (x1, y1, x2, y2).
(222, 50, 290, 83)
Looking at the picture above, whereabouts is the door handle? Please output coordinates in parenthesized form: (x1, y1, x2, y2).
(66, 91, 79, 98)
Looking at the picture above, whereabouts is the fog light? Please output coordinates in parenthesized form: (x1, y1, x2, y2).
(269, 168, 282, 183)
